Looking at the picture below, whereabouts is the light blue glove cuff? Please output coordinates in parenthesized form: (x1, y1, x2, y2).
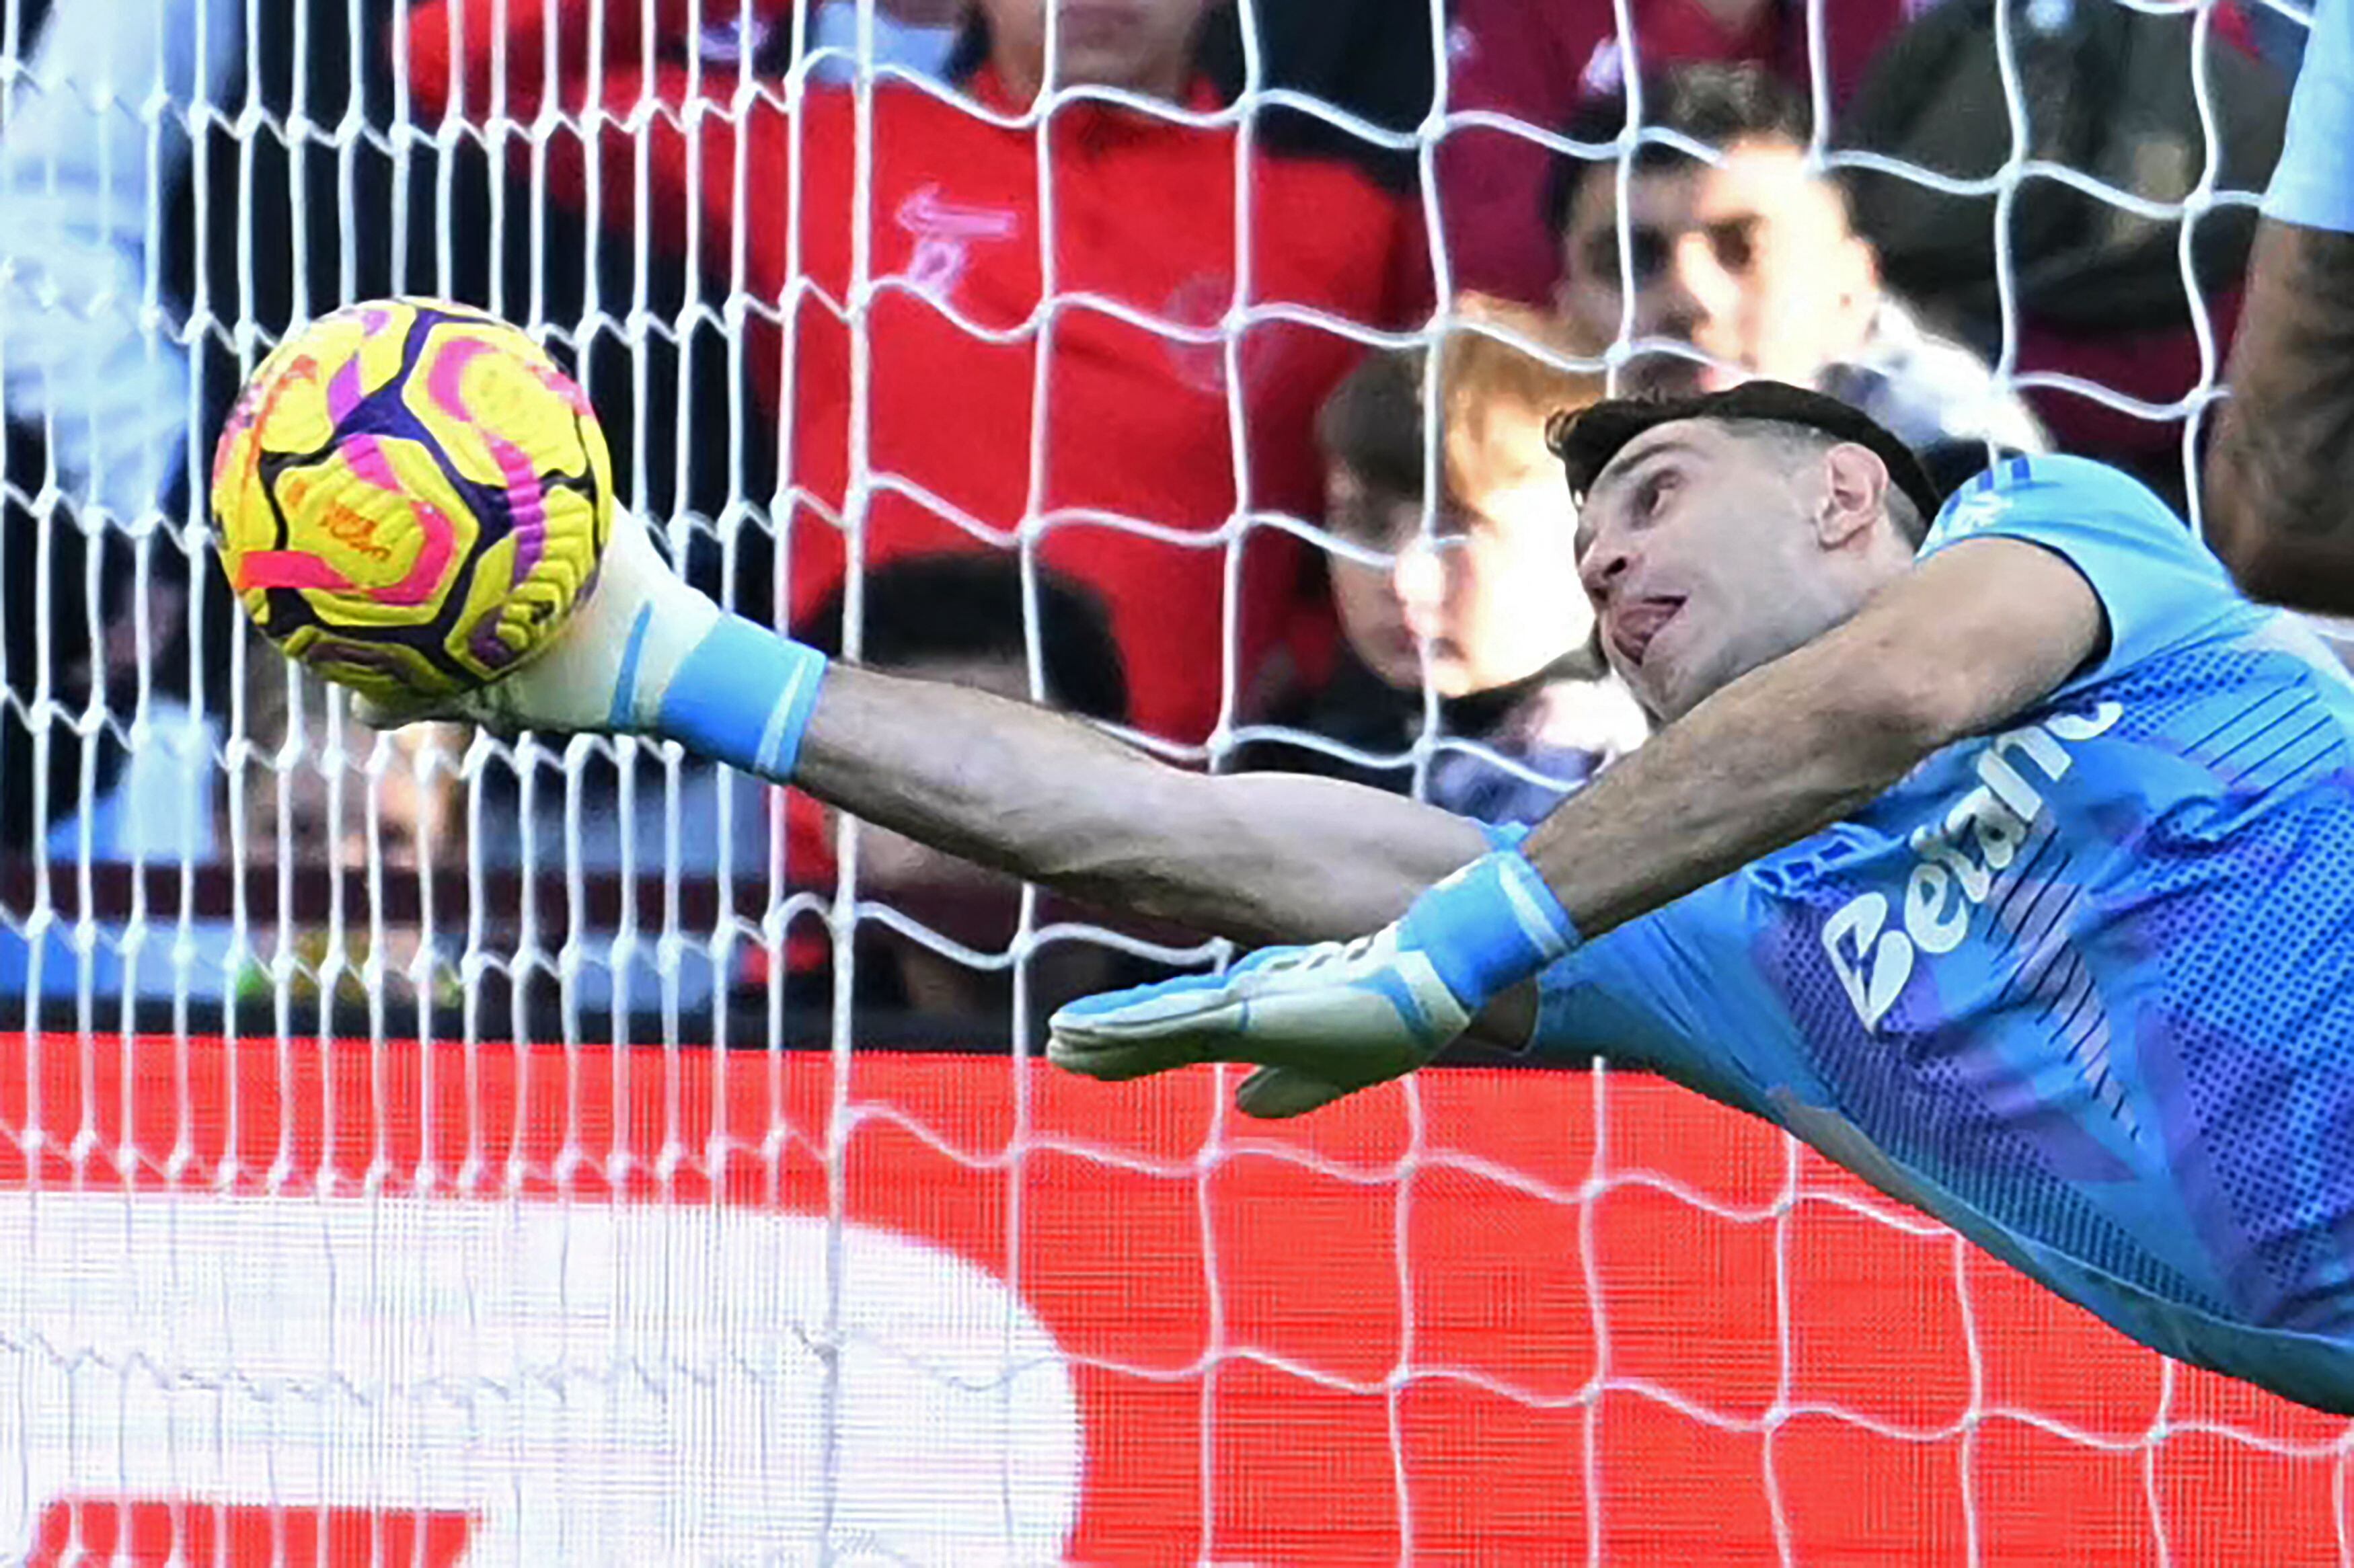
(648, 612, 830, 779)
(2269, 0, 2354, 233)
(1398, 849, 1582, 1009)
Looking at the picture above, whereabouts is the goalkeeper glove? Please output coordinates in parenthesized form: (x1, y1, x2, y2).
(1047, 849, 1580, 1118)
(354, 509, 831, 783)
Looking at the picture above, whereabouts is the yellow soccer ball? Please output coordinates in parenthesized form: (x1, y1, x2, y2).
(211, 298, 613, 705)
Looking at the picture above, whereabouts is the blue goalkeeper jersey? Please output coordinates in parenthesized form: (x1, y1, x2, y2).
(1525, 454, 2354, 1411)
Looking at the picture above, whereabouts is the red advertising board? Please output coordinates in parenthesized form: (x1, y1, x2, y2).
(0, 1033, 2343, 1565)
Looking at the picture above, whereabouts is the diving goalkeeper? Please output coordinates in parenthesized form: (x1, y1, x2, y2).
(367, 381, 2354, 1415)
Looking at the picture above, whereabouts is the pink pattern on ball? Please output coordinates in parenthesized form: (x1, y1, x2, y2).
(289, 435, 459, 606)
(237, 550, 354, 593)
(530, 359, 595, 420)
(342, 432, 403, 496)
(424, 333, 549, 586)
(326, 356, 367, 424)
(374, 502, 458, 606)
(491, 438, 545, 586)
(425, 334, 492, 422)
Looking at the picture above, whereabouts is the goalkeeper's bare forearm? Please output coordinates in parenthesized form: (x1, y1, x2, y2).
(794, 662, 1492, 949)
(802, 668, 1537, 1066)
(380, 511, 1521, 1027)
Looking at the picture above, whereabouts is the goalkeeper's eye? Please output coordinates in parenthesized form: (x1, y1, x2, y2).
(1638, 471, 1679, 521)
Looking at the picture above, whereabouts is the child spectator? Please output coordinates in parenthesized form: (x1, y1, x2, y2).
(404, 0, 1429, 750)
(1240, 298, 1648, 826)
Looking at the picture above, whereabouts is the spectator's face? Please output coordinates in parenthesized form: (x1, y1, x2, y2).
(1573, 419, 1868, 721)
(254, 722, 465, 873)
(979, 0, 1209, 98)
(1556, 140, 1881, 395)
(1325, 412, 1593, 699)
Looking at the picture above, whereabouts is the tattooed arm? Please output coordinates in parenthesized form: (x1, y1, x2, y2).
(2207, 221, 2354, 615)
(2206, 0, 2354, 613)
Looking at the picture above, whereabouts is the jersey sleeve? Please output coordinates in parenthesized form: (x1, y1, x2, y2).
(1476, 820, 1741, 1096)
(1522, 871, 1789, 1117)
(1478, 821, 1532, 853)
(1916, 453, 2244, 694)
(2267, 0, 2354, 233)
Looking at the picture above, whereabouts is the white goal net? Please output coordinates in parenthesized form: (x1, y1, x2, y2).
(0, 0, 2345, 1563)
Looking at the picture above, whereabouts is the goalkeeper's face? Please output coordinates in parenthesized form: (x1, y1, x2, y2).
(1573, 419, 1904, 721)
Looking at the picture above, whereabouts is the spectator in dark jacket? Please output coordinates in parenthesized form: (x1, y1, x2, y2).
(804, 554, 1143, 1029)
(1544, 65, 2046, 496)
(1241, 298, 1647, 826)
(1439, 0, 1919, 306)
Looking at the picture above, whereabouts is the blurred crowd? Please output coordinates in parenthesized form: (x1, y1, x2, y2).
(0, 0, 2304, 1033)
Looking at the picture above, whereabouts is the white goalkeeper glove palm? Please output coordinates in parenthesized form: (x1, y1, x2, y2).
(351, 508, 720, 738)
(1048, 924, 1475, 1118)
(1049, 850, 1582, 1118)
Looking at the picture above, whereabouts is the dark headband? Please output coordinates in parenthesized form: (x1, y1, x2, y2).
(1546, 379, 1946, 524)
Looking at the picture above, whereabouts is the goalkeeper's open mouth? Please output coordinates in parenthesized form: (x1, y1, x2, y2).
(1608, 595, 1684, 668)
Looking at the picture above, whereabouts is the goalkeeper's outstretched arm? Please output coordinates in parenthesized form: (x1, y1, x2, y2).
(378, 510, 1520, 1020)
(794, 662, 1494, 949)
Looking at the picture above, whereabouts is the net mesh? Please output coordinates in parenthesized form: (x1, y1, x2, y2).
(0, 0, 2349, 1562)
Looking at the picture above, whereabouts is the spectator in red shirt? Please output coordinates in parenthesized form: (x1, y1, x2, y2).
(1439, 0, 1922, 306)
(404, 0, 1426, 748)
